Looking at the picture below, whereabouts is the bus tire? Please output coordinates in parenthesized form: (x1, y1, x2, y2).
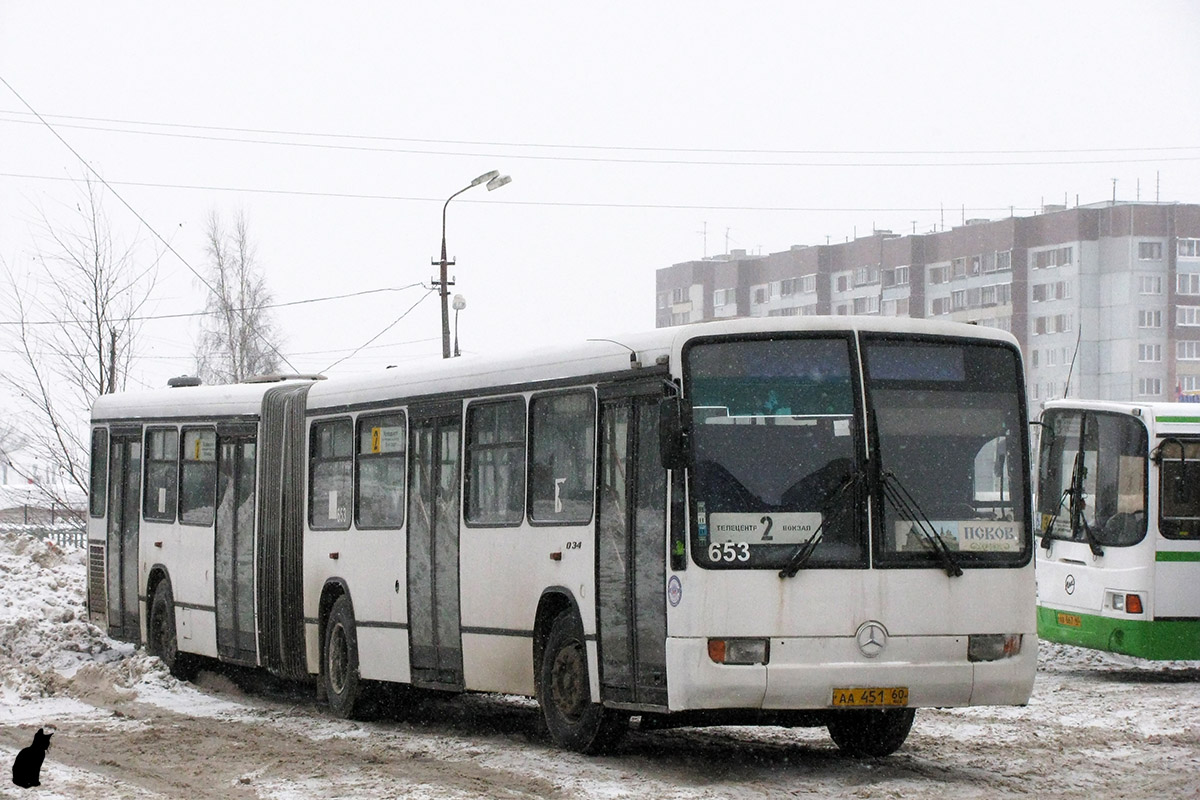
(323, 595, 368, 719)
(148, 580, 199, 681)
(538, 609, 626, 754)
(827, 707, 916, 757)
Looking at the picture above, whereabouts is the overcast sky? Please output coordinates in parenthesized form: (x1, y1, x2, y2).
(3, 1, 1199, 388)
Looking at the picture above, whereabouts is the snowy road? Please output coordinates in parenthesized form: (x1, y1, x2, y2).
(3, 531, 1199, 799)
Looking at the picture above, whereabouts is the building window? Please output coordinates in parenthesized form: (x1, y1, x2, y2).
(970, 255, 981, 276)
(1183, 376, 1200, 392)
(1138, 378, 1163, 397)
(1178, 341, 1200, 361)
(1140, 344, 1163, 362)
(1140, 275, 1164, 295)
(780, 278, 797, 297)
(671, 287, 688, 304)
(837, 275, 849, 293)
(1140, 309, 1164, 328)
(1138, 241, 1163, 260)
(355, 413, 406, 529)
(930, 297, 950, 315)
(951, 290, 966, 311)
(713, 288, 735, 307)
(996, 250, 1012, 272)
(852, 295, 880, 314)
(1033, 246, 1073, 269)
(952, 258, 967, 279)
(310, 418, 353, 530)
(1031, 350, 1040, 367)
(466, 398, 526, 526)
(657, 293, 668, 309)
(180, 429, 217, 526)
(928, 266, 948, 285)
(1179, 274, 1200, 296)
(753, 287, 767, 304)
(529, 391, 595, 524)
(1178, 239, 1200, 258)
(1178, 307, 1200, 327)
(801, 274, 817, 293)
(143, 428, 179, 523)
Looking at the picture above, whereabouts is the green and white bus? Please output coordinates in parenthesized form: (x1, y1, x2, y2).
(1036, 399, 1200, 659)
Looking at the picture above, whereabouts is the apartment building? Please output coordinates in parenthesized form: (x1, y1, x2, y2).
(655, 201, 1200, 408)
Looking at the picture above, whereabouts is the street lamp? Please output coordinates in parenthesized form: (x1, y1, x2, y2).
(433, 170, 512, 359)
(452, 294, 466, 357)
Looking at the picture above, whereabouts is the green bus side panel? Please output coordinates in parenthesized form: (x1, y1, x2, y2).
(1037, 605, 1200, 660)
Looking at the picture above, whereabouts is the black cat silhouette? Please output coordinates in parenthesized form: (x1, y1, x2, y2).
(11, 727, 52, 788)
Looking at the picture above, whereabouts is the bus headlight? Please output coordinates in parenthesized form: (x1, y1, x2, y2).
(1107, 591, 1144, 614)
(708, 638, 770, 665)
(968, 633, 1023, 662)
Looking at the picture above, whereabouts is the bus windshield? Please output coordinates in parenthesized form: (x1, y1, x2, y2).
(1037, 410, 1148, 547)
(863, 336, 1031, 567)
(685, 335, 865, 570)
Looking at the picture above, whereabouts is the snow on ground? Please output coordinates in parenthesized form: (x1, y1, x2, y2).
(2, 529, 1199, 799)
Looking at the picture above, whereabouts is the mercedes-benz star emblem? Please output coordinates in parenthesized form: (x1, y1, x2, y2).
(1065, 574, 1076, 595)
(855, 620, 889, 658)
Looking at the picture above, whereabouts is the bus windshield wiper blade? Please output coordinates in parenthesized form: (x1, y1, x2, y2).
(880, 470, 963, 578)
(779, 470, 861, 579)
(1066, 422, 1104, 558)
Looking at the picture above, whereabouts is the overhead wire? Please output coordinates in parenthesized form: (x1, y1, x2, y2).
(2, 109, 1197, 161)
(0, 74, 301, 374)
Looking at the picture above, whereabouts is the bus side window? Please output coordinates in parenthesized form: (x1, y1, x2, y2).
(465, 398, 526, 526)
(310, 418, 354, 530)
(180, 429, 217, 526)
(90, 428, 109, 518)
(144, 428, 179, 522)
(528, 391, 595, 525)
(356, 412, 407, 529)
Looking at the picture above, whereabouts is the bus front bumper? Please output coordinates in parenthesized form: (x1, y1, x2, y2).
(665, 635, 1036, 712)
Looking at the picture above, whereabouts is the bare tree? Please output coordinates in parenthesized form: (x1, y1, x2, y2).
(0, 177, 158, 504)
(194, 210, 283, 384)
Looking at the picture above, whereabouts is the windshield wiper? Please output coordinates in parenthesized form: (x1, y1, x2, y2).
(880, 470, 963, 578)
(1065, 417, 1104, 558)
(778, 469, 862, 579)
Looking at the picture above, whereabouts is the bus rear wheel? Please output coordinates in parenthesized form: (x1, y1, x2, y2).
(148, 580, 199, 681)
(323, 595, 370, 719)
(538, 610, 626, 754)
(827, 707, 916, 757)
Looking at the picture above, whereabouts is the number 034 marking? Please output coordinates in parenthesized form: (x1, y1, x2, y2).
(708, 541, 750, 563)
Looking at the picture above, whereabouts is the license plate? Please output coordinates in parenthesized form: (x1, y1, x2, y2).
(1057, 612, 1082, 627)
(831, 687, 909, 707)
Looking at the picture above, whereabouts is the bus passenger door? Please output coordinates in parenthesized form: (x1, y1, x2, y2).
(215, 430, 257, 664)
(106, 431, 142, 643)
(597, 389, 668, 708)
(407, 403, 464, 690)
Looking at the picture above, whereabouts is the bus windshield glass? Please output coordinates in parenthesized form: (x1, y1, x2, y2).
(864, 336, 1031, 566)
(685, 335, 864, 570)
(1037, 410, 1148, 547)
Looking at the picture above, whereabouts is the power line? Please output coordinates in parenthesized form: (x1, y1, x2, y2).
(0, 171, 1045, 214)
(3, 114, 1197, 167)
(0, 283, 426, 326)
(3, 109, 1197, 158)
(323, 288, 435, 373)
(0, 74, 300, 374)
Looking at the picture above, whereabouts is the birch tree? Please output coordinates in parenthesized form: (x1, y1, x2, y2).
(194, 210, 283, 384)
(0, 177, 158, 503)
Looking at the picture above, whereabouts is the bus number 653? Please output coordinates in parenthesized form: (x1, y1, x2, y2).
(708, 541, 750, 563)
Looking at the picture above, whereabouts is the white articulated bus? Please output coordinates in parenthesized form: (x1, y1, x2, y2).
(1035, 399, 1200, 660)
(87, 316, 1035, 757)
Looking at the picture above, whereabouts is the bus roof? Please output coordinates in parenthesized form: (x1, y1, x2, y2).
(1041, 399, 1200, 436)
(92, 317, 1018, 421)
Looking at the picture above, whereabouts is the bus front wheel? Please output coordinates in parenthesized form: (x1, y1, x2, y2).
(148, 580, 199, 681)
(323, 595, 368, 719)
(537, 610, 626, 753)
(827, 707, 916, 757)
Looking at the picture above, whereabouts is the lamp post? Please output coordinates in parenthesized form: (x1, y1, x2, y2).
(433, 170, 512, 359)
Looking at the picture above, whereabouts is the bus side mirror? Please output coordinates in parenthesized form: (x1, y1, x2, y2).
(659, 397, 690, 470)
